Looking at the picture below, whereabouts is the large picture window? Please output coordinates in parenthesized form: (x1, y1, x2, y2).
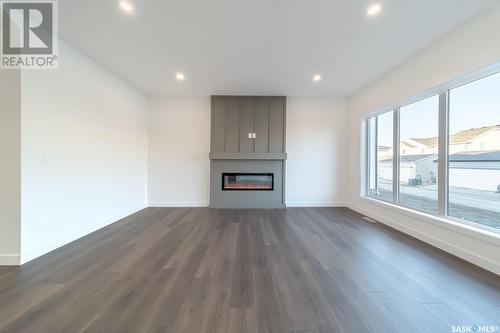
(448, 73, 500, 229)
(399, 95, 439, 215)
(365, 69, 500, 232)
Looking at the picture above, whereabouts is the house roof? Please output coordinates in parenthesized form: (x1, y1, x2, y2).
(410, 137, 438, 147)
(401, 154, 436, 162)
(449, 125, 500, 144)
(449, 151, 500, 162)
(380, 154, 436, 163)
(405, 124, 500, 148)
(401, 141, 417, 148)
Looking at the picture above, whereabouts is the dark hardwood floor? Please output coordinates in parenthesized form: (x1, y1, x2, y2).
(0, 207, 499, 333)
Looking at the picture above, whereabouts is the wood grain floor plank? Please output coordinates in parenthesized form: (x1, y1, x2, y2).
(0, 207, 499, 333)
(227, 308, 257, 333)
(301, 259, 370, 333)
(230, 219, 254, 308)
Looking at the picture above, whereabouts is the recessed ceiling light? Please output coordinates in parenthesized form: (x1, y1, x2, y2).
(367, 3, 382, 17)
(313, 74, 322, 82)
(176, 72, 185, 81)
(119, 0, 134, 14)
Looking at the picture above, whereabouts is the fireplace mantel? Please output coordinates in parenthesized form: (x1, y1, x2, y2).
(209, 152, 287, 160)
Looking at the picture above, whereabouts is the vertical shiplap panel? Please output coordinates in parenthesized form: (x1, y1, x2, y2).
(225, 99, 240, 153)
(269, 97, 285, 153)
(211, 97, 226, 153)
(254, 98, 270, 153)
(239, 99, 255, 153)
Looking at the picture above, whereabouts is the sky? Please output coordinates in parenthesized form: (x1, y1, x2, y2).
(377, 71, 500, 147)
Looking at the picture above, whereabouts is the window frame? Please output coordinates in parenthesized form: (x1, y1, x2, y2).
(363, 63, 500, 234)
(397, 95, 440, 215)
(367, 111, 395, 202)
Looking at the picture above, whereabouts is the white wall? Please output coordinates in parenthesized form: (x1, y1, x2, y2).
(0, 70, 22, 265)
(20, 41, 149, 263)
(347, 3, 500, 274)
(147, 98, 347, 208)
(148, 98, 211, 207)
(286, 99, 347, 206)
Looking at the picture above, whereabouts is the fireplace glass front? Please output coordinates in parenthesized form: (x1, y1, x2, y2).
(222, 173, 274, 191)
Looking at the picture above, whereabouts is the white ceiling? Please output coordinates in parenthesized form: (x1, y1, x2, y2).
(59, 0, 495, 98)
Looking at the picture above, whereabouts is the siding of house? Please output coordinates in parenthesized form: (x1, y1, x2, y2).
(449, 129, 500, 153)
(379, 157, 437, 184)
(401, 158, 437, 184)
(401, 139, 437, 156)
(450, 168, 500, 192)
(379, 161, 393, 182)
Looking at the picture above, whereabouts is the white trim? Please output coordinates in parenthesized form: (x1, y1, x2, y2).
(0, 255, 21, 266)
(348, 201, 500, 276)
(359, 196, 500, 245)
(21, 204, 147, 264)
(393, 108, 400, 203)
(149, 201, 348, 208)
(149, 202, 350, 208)
(148, 201, 209, 207)
(438, 91, 449, 216)
(285, 202, 347, 207)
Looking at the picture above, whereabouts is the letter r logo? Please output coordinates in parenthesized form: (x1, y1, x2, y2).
(2, 2, 53, 55)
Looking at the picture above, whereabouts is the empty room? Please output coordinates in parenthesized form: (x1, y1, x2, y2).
(1, 0, 500, 332)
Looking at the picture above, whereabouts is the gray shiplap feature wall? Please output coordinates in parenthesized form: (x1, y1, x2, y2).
(210, 96, 286, 156)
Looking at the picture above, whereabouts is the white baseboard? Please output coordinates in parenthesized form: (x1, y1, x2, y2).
(347, 203, 500, 276)
(0, 255, 21, 265)
(20, 204, 147, 265)
(150, 202, 347, 208)
(148, 201, 209, 207)
(286, 202, 347, 207)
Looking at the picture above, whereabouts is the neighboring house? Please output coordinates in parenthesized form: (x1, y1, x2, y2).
(377, 125, 500, 189)
(379, 154, 437, 184)
(378, 145, 393, 160)
(400, 124, 500, 155)
(400, 154, 437, 184)
(449, 125, 500, 153)
(448, 151, 500, 192)
(378, 157, 394, 182)
(401, 138, 438, 155)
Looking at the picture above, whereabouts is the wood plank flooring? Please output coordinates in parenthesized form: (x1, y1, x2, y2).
(0, 207, 499, 333)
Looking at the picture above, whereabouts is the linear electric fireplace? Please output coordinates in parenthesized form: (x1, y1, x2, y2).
(222, 173, 274, 191)
(210, 160, 284, 208)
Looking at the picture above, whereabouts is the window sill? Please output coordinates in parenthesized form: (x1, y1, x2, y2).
(359, 195, 500, 246)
